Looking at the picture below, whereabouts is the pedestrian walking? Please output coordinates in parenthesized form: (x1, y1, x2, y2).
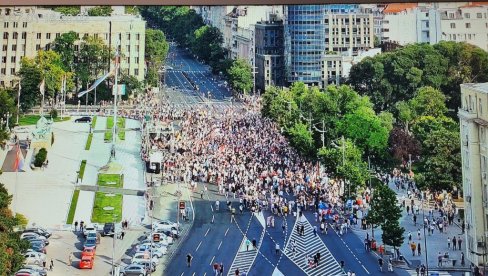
(121, 231, 125, 240)
(438, 252, 443, 267)
(74, 221, 78, 232)
(313, 226, 317, 236)
(43, 260, 46, 268)
(219, 262, 224, 276)
(417, 228, 421, 240)
(458, 236, 462, 249)
(201, 190, 204, 199)
(408, 231, 412, 242)
(316, 251, 321, 265)
(378, 258, 383, 272)
(246, 239, 251, 251)
(50, 259, 54, 269)
(461, 252, 465, 266)
(447, 237, 451, 250)
(187, 253, 193, 267)
(388, 258, 393, 272)
(275, 243, 280, 255)
(252, 238, 257, 249)
(282, 221, 286, 235)
(453, 236, 457, 250)
(417, 242, 421, 256)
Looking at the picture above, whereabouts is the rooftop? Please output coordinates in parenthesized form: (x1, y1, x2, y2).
(462, 83, 488, 94)
(383, 3, 418, 13)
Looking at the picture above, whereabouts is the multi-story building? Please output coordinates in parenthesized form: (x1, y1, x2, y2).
(254, 15, 284, 92)
(440, 3, 488, 51)
(381, 3, 442, 45)
(324, 48, 381, 85)
(284, 5, 375, 87)
(0, 6, 146, 87)
(459, 82, 488, 272)
(284, 5, 328, 87)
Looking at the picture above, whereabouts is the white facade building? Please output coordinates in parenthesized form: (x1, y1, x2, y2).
(0, 6, 146, 87)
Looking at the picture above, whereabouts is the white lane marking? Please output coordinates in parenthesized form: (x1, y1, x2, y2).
(362, 265, 370, 274)
(196, 241, 203, 251)
(225, 227, 229, 236)
(209, 255, 215, 265)
(205, 228, 210, 237)
(218, 240, 223, 250)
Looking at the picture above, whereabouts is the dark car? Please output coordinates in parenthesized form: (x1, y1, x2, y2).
(75, 117, 91, 123)
(23, 228, 52, 238)
(83, 238, 97, 250)
(102, 222, 121, 237)
(29, 243, 46, 254)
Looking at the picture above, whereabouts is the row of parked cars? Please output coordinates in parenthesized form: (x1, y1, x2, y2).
(119, 220, 179, 276)
(15, 227, 52, 276)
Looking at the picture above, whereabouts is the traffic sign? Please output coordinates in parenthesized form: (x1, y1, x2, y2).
(179, 201, 186, 210)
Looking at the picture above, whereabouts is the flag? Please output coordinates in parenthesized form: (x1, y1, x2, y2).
(77, 70, 114, 98)
(13, 143, 24, 172)
(39, 79, 45, 96)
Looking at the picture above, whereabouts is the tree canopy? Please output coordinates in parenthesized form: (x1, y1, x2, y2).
(227, 59, 253, 94)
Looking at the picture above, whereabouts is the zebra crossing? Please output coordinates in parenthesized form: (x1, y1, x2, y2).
(228, 249, 257, 276)
(405, 269, 453, 276)
(284, 216, 343, 276)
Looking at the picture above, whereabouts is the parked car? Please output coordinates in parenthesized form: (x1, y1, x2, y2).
(82, 248, 96, 258)
(131, 252, 159, 266)
(83, 225, 96, 237)
(152, 220, 179, 231)
(143, 232, 173, 246)
(79, 256, 94, 269)
(23, 227, 52, 238)
(119, 264, 147, 276)
(135, 243, 167, 256)
(130, 259, 156, 272)
(75, 116, 91, 123)
(22, 265, 48, 276)
(102, 222, 121, 237)
(14, 269, 40, 276)
(83, 237, 97, 250)
(23, 251, 46, 266)
(153, 227, 179, 239)
(21, 233, 49, 245)
(28, 242, 47, 254)
(135, 247, 164, 258)
(86, 231, 101, 244)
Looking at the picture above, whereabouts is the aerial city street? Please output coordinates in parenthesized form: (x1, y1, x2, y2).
(0, 3, 487, 276)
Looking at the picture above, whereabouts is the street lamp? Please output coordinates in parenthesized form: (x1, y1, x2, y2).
(6, 112, 10, 132)
(421, 198, 429, 275)
(103, 206, 116, 276)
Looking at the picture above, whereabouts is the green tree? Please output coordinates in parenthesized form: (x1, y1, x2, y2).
(0, 88, 16, 127)
(409, 86, 448, 118)
(18, 57, 42, 111)
(227, 59, 253, 94)
(287, 123, 315, 158)
(0, 183, 30, 275)
(52, 31, 78, 72)
(120, 74, 142, 99)
(53, 6, 80, 15)
(367, 184, 404, 243)
(87, 6, 113, 16)
(388, 127, 422, 165)
(125, 6, 139, 15)
(191, 25, 224, 64)
(35, 51, 66, 101)
(145, 29, 169, 87)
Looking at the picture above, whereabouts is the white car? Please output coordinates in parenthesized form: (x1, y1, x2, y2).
(21, 233, 49, 245)
(136, 243, 167, 257)
(83, 225, 96, 237)
(23, 251, 46, 265)
(131, 252, 159, 265)
(152, 220, 178, 231)
(145, 232, 173, 245)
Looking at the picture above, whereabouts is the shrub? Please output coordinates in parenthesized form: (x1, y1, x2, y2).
(50, 109, 58, 119)
(34, 148, 47, 167)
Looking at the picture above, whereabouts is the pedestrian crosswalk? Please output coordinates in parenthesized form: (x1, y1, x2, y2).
(168, 70, 208, 73)
(228, 250, 256, 276)
(405, 269, 453, 276)
(284, 216, 343, 276)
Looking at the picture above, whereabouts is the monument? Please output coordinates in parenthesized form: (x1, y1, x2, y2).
(31, 116, 53, 150)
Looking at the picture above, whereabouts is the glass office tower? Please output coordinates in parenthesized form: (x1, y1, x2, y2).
(284, 5, 327, 87)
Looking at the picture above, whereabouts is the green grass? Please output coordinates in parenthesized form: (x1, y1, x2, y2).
(85, 133, 93, 150)
(104, 117, 125, 142)
(91, 116, 97, 129)
(97, 174, 123, 188)
(79, 160, 87, 180)
(66, 189, 80, 224)
(19, 115, 70, 126)
(91, 192, 123, 223)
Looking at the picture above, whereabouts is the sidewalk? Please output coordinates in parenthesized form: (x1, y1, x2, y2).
(389, 180, 468, 271)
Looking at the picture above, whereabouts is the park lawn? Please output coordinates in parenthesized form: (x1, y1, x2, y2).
(66, 189, 80, 224)
(91, 192, 122, 223)
(97, 173, 123, 188)
(91, 116, 97, 129)
(85, 133, 93, 150)
(19, 115, 70, 126)
(79, 160, 87, 180)
(104, 117, 125, 141)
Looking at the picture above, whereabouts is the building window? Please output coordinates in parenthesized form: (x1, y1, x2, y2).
(22, 22, 27, 28)
(480, 99, 483, 115)
(3, 22, 8, 28)
(46, 33, 51, 39)
(13, 22, 18, 28)
(1, 56, 6, 63)
(10, 56, 15, 63)
(0, 68, 5, 75)
(465, 13, 470, 18)
(127, 33, 130, 40)
(13, 32, 18, 39)
(10, 68, 15, 74)
(466, 23, 471, 28)
(2, 45, 6, 51)
(36, 44, 41, 50)
(22, 32, 26, 39)
(126, 45, 130, 52)
(450, 23, 455, 28)
(136, 34, 140, 40)
(134, 69, 139, 75)
(3, 33, 8, 39)
(36, 33, 41, 39)
(135, 57, 139, 63)
(478, 13, 483, 18)
(126, 57, 130, 63)
(74, 45, 79, 51)
(11, 45, 16, 51)
(136, 45, 139, 52)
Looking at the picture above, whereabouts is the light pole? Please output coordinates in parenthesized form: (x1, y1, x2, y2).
(299, 112, 313, 132)
(111, 40, 121, 159)
(103, 206, 116, 276)
(422, 198, 429, 274)
(313, 120, 326, 148)
(6, 112, 10, 132)
(16, 80, 21, 125)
